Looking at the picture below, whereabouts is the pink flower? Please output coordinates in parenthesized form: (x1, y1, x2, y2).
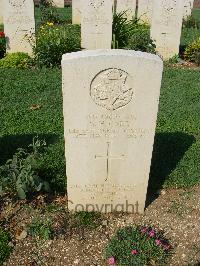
(148, 230, 155, 237)
(155, 239, 162, 246)
(162, 244, 171, 250)
(140, 227, 147, 234)
(131, 249, 138, 255)
(107, 257, 115, 265)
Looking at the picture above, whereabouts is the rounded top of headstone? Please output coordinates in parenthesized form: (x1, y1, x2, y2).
(62, 49, 163, 65)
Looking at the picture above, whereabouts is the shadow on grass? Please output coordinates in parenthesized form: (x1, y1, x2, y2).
(0, 133, 59, 166)
(146, 132, 196, 208)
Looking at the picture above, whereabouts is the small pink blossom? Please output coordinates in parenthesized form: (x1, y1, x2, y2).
(148, 230, 155, 237)
(155, 239, 162, 246)
(107, 257, 115, 265)
(131, 249, 138, 255)
(140, 227, 147, 234)
(162, 244, 171, 250)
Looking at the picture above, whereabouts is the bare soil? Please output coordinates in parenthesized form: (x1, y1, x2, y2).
(1, 186, 200, 266)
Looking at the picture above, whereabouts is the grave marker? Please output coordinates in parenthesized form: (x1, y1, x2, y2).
(3, 0, 35, 55)
(62, 49, 163, 213)
(81, 0, 113, 49)
(72, 0, 82, 24)
(151, 0, 184, 60)
(137, 0, 153, 25)
(116, 0, 136, 20)
(0, 0, 3, 24)
(183, 0, 194, 18)
(52, 0, 64, 8)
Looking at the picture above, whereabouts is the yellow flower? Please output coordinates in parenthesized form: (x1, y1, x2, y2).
(46, 22, 54, 26)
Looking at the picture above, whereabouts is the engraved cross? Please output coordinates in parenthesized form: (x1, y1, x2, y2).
(95, 142, 125, 181)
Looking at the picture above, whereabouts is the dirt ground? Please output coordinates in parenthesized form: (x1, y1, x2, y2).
(1, 186, 200, 266)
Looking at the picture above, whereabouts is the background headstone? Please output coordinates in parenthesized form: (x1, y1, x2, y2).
(116, 0, 136, 20)
(52, 0, 65, 8)
(62, 49, 163, 214)
(137, 0, 153, 25)
(0, 0, 3, 24)
(81, 0, 113, 50)
(3, 0, 35, 55)
(183, 0, 194, 18)
(150, 0, 184, 60)
(72, 0, 82, 24)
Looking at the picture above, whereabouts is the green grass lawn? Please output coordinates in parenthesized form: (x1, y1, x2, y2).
(180, 9, 200, 48)
(192, 8, 200, 22)
(0, 8, 200, 194)
(0, 67, 200, 194)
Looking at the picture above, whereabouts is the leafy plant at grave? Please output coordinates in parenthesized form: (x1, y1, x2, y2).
(112, 11, 135, 48)
(105, 226, 171, 265)
(73, 212, 102, 229)
(0, 137, 50, 199)
(184, 37, 200, 65)
(0, 52, 32, 69)
(0, 31, 6, 59)
(40, 0, 62, 24)
(112, 10, 155, 53)
(126, 28, 156, 54)
(34, 23, 80, 67)
(0, 228, 12, 264)
(168, 54, 180, 64)
(27, 217, 53, 240)
(40, 0, 51, 8)
(182, 15, 200, 29)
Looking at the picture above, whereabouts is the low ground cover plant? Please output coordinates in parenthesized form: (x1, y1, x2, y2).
(0, 137, 50, 199)
(27, 217, 53, 240)
(0, 228, 12, 264)
(182, 15, 200, 29)
(0, 52, 31, 69)
(73, 211, 102, 229)
(184, 37, 200, 65)
(105, 226, 171, 265)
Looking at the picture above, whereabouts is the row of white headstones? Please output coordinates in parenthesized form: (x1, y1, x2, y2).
(0, 0, 194, 213)
(0, 0, 194, 60)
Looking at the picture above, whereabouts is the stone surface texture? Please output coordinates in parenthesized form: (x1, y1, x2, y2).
(81, 0, 113, 49)
(150, 0, 184, 60)
(62, 49, 163, 213)
(3, 0, 35, 55)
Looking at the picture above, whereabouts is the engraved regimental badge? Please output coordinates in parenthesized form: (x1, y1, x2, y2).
(90, 68, 134, 111)
(89, 0, 105, 9)
(9, 0, 26, 8)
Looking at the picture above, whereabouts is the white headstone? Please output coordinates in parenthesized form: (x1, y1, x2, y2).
(81, 0, 113, 50)
(52, 0, 64, 8)
(3, 0, 35, 55)
(0, 0, 3, 24)
(62, 49, 163, 214)
(137, 0, 153, 25)
(150, 0, 184, 60)
(116, 0, 136, 20)
(72, 0, 82, 24)
(183, 0, 194, 18)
